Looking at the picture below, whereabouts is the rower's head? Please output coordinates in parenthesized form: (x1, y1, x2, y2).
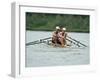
(56, 26, 60, 31)
(62, 27, 66, 32)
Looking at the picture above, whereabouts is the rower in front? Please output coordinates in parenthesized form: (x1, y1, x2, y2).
(52, 26, 61, 46)
(58, 27, 67, 47)
(52, 26, 67, 47)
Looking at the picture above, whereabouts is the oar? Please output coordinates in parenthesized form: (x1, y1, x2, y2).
(40, 37, 51, 41)
(26, 37, 52, 46)
(67, 36, 87, 47)
(66, 38, 80, 47)
(26, 40, 39, 46)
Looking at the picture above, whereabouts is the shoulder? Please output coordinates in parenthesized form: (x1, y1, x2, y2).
(52, 31, 56, 34)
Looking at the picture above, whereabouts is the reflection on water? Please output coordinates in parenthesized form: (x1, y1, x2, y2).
(26, 31, 89, 67)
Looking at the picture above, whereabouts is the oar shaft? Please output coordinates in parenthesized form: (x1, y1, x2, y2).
(40, 37, 51, 41)
(67, 36, 87, 47)
(66, 38, 80, 47)
(26, 37, 52, 46)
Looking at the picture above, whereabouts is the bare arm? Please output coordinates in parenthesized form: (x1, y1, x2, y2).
(52, 31, 56, 37)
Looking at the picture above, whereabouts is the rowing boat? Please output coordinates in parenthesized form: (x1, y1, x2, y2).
(26, 36, 87, 48)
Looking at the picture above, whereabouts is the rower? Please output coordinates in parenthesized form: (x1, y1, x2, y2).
(52, 26, 61, 46)
(58, 27, 67, 47)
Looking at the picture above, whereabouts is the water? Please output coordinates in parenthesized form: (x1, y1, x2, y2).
(26, 31, 89, 67)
